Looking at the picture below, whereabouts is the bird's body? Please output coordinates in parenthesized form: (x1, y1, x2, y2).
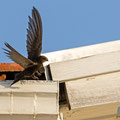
(12, 63, 42, 85)
(3, 7, 48, 86)
(13, 55, 48, 82)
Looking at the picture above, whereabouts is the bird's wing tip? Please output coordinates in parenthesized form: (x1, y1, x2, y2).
(4, 42, 8, 46)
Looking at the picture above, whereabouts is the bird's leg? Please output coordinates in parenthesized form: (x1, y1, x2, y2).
(31, 73, 39, 80)
(35, 71, 42, 76)
(34, 67, 45, 79)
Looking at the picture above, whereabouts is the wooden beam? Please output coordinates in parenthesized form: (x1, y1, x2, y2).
(0, 80, 58, 93)
(50, 51, 120, 81)
(44, 40, 120, 63)
(60, 103, 120, 120)
(65, 71, 120, 110)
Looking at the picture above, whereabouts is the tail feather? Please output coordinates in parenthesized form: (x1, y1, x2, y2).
(11, 72, 24, 86)
(10, 80, 19, 86)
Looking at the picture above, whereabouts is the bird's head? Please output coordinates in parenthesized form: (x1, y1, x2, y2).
(38, 55, 48, 63)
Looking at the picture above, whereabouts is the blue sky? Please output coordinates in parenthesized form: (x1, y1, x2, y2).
(0, 0, 120, 63)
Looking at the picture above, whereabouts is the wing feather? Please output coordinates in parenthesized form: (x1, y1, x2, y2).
(26, 7, 42, 61)
(3, 42, 34, 69)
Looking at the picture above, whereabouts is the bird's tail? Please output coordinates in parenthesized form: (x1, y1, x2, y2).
(10, 72, 25, 86)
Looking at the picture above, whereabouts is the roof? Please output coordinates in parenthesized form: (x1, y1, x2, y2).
(0, 63, 24, 72)
(44, 40, 120, 63)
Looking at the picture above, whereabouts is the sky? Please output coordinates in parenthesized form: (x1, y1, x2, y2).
(0, 0, 120, 63)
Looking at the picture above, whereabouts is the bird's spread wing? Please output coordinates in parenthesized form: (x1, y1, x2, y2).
(26, 7, 42, 61)
(3, 42, 34, 69)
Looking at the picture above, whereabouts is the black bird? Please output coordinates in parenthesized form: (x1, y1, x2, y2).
(3, 7, 48, 86)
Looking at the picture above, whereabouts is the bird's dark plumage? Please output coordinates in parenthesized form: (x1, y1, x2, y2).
(27, 7, 42, 61)
(3, 7, 48, 86)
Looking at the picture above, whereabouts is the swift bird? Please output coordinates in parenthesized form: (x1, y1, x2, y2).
(3, 7, 48, 86)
